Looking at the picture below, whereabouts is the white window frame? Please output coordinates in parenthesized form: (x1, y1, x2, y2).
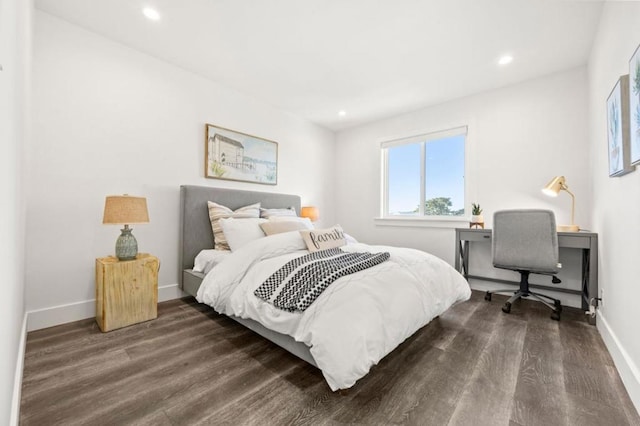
(378, 125, 469, 228)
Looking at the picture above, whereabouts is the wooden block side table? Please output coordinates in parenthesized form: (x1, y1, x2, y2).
(95, 253, 159, 332)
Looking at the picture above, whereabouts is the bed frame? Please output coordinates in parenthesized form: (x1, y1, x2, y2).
(179, 185, 318, 367)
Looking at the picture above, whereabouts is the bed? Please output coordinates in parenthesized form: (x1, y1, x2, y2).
(179, 185, 318, 366)
(179, 184, 471, 390)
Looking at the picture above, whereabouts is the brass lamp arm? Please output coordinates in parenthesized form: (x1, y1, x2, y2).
(560, 183, 576, 226)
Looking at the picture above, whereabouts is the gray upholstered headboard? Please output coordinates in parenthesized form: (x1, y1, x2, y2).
(179, 185, 301, 280)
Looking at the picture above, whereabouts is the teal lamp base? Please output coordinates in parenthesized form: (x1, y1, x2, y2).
(115, 225, 138, 261)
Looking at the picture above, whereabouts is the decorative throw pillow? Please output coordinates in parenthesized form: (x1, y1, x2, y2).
(268, 216, 313, 227)
(300, 225, 347, 252)
(260, 220, 310, 236)
(219, 217, 267, 251)
(207, 201, 260, 250)
(259, 207, 297, 218)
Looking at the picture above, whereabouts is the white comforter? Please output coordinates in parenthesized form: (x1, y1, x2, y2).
(196, 231, 471, 390)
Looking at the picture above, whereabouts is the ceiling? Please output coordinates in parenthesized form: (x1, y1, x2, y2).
(34, 0, 603, 131)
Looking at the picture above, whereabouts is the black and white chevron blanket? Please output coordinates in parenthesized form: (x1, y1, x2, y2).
(254, 247, 390, 312)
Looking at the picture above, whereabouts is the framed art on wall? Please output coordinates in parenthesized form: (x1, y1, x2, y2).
(205, 123, 278, 185)
(630, 44, 640, 166)
(606, 75, 634, 177)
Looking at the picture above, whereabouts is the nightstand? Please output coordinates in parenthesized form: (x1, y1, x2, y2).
(95, 253, 159, 332)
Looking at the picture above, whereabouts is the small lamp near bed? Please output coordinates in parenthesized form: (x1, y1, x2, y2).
(102, 194, 150, 261)
(300, 206, 319, 222)
(542, 176, 579, 232)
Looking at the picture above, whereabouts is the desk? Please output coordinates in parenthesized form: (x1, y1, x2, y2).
(455, 228, 598, 312)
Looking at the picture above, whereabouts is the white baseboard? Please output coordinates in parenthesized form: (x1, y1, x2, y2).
(26, 298, 95, 332)
(10, 313, 27, 426)
(26, 283, 186, 331)
(597, 310, 640, 415)
(158, 283, 186, 303)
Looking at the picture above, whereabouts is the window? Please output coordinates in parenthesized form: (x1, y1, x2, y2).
(381, 126, 466, 218)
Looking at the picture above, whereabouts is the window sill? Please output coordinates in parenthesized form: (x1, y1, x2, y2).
(374, 216, 470, 229)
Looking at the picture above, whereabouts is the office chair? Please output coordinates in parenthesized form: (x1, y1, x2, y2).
(484, 209, 562, 321)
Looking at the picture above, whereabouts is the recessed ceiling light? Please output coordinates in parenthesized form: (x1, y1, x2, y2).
(338, 110, 346, 117)
(498, 55, 513, 66)
(143, 7, 161, 21)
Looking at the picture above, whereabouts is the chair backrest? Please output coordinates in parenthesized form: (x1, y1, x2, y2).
(492, 209, 559, 274)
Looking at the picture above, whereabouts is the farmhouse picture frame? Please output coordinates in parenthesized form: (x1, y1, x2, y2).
(205, 123, 278, 185)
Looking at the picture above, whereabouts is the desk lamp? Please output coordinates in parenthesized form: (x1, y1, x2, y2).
(542, 176, 579, 232)
(301, 206, 319, 222)
(102, 194, 150, 260)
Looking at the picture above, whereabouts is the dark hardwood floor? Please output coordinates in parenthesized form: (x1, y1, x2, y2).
(20, 291, 640, 425)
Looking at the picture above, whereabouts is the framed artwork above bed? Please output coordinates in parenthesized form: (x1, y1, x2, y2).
(205, 123, 278, 185)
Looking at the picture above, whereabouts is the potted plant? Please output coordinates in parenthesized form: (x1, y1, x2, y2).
(471, 203, 484, 223)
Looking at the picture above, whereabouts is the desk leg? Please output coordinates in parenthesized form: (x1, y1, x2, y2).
(581, 241, 599, 326)
(455, 235, 461, 272)
(462, 240, 469, 278)
(589, 238, 599, 323)
(581, 249, 590, 311)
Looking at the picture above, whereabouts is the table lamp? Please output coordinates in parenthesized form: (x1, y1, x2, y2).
(301, 206, 319, 222)
(542, 176, 579, 232)
(102, 194, 150, 260)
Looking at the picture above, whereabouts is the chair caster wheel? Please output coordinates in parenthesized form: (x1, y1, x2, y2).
(502, 302, 511, 314)
(551, 311, 561, 321)
(485, 292, 492, 302)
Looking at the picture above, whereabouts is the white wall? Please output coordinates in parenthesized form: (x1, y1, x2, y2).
(28, 12, 336, 329)
(0, 0, 30, 422)
(335, 68, 590, 265)
(588, 2, 640, 412)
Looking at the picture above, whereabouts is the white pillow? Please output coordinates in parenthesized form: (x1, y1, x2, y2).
(345, 233, 358, 244)
(259, 207, 297, 218)
(300, 225, 347, 252)
(268, 216, 314, 229)
(219, 217, 268, 251)
(260, 220, 310, 236)
(193, 249, 232, 274)
(207, 201, 260, 250)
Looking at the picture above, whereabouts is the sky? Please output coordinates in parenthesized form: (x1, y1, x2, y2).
(387, 135, 465, 214)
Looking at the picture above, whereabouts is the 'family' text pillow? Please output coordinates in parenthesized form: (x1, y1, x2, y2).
(300, 225, 347, 252)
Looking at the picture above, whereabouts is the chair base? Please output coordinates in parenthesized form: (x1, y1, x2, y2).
(484, 271, 562, 321)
